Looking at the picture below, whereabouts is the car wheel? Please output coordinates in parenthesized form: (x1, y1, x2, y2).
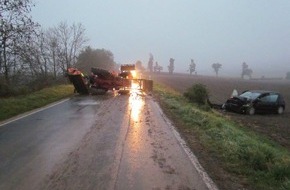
(277, 106, 284, 114)
(247, 107, 255, 115)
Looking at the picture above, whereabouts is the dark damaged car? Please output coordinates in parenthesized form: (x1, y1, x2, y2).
(223, 90, 285, 115)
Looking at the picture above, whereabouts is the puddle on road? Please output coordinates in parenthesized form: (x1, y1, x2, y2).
(129, 83, 145, 123)
(125, 83, 147, 175)
(71, 96, 101, 106)
(77, 100, 100, 106)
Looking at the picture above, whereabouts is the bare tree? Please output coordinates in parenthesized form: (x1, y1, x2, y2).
(148, 53, 154, 73)
(135, 60, 145, 72)
(154, 61, 163, 73)
(0, 0, 39, 83)
(44, 28, 63, 78)
(241, 62, 253, 79)
(50, 22, 88, 73)
(212, 63, 222, 77)
(48, 35, 58, 78)
(286, 72, 290, 80)
(189, 59, 196, 75)
(168, 58, 174, 74)
(19, 31, 48, 77)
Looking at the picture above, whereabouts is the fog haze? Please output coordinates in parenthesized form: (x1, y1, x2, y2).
(32, 0, 290, 77)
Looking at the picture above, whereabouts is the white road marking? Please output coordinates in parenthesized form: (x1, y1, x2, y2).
(154, 99, 219, 190)
(0, 98, 69, 127)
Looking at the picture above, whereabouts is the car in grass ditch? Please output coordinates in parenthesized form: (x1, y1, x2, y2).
(223, 90, 285, 115)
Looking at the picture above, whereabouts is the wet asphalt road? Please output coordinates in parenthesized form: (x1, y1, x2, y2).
(0, 91, 215, 190)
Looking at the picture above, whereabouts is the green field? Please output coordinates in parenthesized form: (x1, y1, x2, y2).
(0, 85, 74, 121)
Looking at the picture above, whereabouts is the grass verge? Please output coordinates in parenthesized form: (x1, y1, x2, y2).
(0, 85, 74, 121)
(153, 83, 290, 190)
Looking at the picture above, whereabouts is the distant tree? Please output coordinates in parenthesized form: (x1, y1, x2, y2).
(153, 61, 163, 73)
(241, 62, 253, 79)
(135, 60, 145, 72)
(168, 58, 175, 74)
(286, 72, 290, 80)
(212, 63, 222, 76)
(148, 53, 153, 72)
(45, 31, 59, 78)
(189, 59, 196, 75)
(75, 46, 116, 74)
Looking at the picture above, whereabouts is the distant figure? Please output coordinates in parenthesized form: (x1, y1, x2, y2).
(168, 58, 175, 74)
(189, 59, 196, 75)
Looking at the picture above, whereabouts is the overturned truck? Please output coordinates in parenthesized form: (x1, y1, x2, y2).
(67, 65, 153, 95)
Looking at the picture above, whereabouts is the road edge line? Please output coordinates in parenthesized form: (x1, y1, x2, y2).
(154, 100, 219, 190)
(0, 98, 70, 127)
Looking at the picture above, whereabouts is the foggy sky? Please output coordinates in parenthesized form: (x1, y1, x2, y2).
(31, 0, 290, 77)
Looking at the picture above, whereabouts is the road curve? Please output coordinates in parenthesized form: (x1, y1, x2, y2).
(0, 91, 217, 190)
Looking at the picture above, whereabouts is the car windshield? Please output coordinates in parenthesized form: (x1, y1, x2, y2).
(239, 91, 261, 100)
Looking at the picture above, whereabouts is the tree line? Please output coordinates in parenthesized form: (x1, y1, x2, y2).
(0, 0, 117, 96)
(2, 0, 288, 97)
(146, 53, 254, 79)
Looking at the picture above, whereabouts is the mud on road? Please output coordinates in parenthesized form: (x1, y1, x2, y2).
(39, 91, 214, 190)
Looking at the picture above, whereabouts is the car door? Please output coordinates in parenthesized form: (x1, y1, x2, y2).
(256, 93, 278, 113)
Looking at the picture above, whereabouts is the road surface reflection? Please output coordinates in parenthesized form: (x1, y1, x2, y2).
(129, 82, 145, 123)
(123, 82, 147, 184)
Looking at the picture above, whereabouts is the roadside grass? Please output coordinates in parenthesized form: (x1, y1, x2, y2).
(153, 83, 290, 190)
(0, 85, 74, 121)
